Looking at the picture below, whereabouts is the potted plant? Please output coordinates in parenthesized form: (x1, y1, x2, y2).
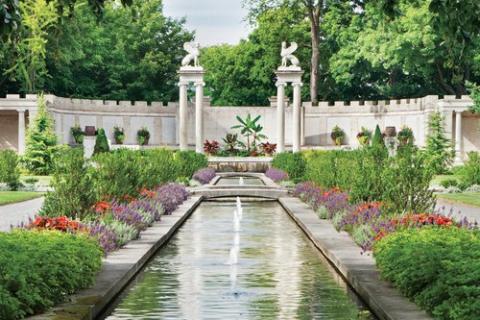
(356, 127, 372, 146)
(222, 133, 239, 155)
(231, 114, 267, 154)
(397, 126, 414, 146)
(260, 142, 277, 156)
(137, 127, 150, 146)
(114, 126, 125, 145)
(71, 125, 85, 145)
(331, 125, 345, 146)
(203, 140, 220, 156)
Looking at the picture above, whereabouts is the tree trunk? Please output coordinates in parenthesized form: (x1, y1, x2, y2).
(307, 5, 321, 106)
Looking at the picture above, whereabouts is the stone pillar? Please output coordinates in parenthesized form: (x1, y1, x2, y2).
(276, 83, 286, 153)
(17, 109, 26, 155)
(455, 111, 463, 163)
(195, 82, 205, 153)
(300, 105, 305, 146)
(292, 82, 303, 152)
(178, 82, 188, 151)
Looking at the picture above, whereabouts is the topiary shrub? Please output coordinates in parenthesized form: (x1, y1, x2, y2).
(23, 94, 58, 175)
(93, 128, 110, 155)
(0, 230, 102, 319)
(272, 152, 306, 182)
(174, 151, 208, 179)
(371, 125, 385, 148)
(0, 150, 20, 190)
(374, 227, 480, 320)
(425, 112, 453, 174)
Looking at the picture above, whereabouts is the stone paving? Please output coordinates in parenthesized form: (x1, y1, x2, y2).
(436, 198, 480, 223)
(0, 197, 43, 232)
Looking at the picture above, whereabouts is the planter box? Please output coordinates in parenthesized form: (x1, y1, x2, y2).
(208, 157, 273, 173)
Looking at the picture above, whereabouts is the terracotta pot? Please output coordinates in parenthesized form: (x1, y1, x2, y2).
(84, 126, 96, 136)
(385, 126, 397, 137)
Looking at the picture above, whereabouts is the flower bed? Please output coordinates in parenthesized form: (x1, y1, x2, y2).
(265, 168, 289, 182)
(192, 168, 216, 185)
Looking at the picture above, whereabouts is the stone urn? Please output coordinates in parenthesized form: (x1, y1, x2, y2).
(84, 126, 96, 136)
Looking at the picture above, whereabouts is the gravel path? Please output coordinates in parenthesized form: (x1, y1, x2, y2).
(0, 197, 43, 232)
(436, 198, 480, 223)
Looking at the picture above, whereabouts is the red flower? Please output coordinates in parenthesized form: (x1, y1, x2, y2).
(93, 201, 111, 214)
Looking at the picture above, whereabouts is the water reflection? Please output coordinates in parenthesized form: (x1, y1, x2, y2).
(215, 177, 265, 186)
(104, 201, 372, 320)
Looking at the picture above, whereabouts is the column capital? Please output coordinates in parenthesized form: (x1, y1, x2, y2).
(17, 108, 26, 113)
(194, 81, 206, 87)
(292, 82, 303, 87)
(178, 81, 190, 87)
(275, 81, 287, 88)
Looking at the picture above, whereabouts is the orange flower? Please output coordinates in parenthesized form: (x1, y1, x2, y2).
(93, 201, 111, 214)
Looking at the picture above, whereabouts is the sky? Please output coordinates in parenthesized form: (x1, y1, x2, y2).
(163, 0, 252, 46)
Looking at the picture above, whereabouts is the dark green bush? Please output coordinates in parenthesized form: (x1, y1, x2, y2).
(272, 152, 306, 182)
(440, 178, 458, 189)
(457, 152, 480, 188)
(93, 128, 110, 155)
(0, 150, 20, 190)
(174, 151, 208, 179)
(303, 150, 358, 190)
(425, 112, 454, 174)
(0, 230, 102, 319)
(41, 147, 97, 219)
(374, 227, 480, 320)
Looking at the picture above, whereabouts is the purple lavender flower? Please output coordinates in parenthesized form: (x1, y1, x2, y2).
(111, 202, 146, 231)
(155, 183, 189, 215)
(265, 168, 289, 182)
(193, 168, 216, 185)
(129, 199, 162, 222)
(88, 223, 119, 254)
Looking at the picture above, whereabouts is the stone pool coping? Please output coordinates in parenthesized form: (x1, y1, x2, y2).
(279, 197, 432, 320)
(29, 196, 203, 320)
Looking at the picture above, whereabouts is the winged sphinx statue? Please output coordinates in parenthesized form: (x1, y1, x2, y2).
(280, 42, 300, 69)
(182, 42, 201, 68)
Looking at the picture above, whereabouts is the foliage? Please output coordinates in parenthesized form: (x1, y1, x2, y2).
(425, 112, 453, 174)
(141, 149, 178, 189)
(374, 227, 480, 319)
(192, 168, 216, 185)
(0, 150, 20, 190)
(260, 142, 277, 156)
(303, 150, 358, 191)
(265, 168, 288, 182)
(272, 152, 306, 182)
(440, 178, 458, 189)
(467, 81, 480, 114)
(397, 126, 414, 146)
(330, 125, 345, 145)
(113, 126, 125, 144)
(381, 145, 436, 215)
(93, 128, 110, 155)
(222, 133, 240, 154)
(41, 147, 96, 219)
(357, 127, 372, 146)
(203, 140, 220, 155)
(23, 94, 58, 175)
(457, 152, 480, 188)
(0, 230, 102, 319)
(174, 151, 208, 179)
(232, 114, 267, 152)
(137, 127, 150, 146)
(371, 125, 385, 148)
(70, 125, 84, 144)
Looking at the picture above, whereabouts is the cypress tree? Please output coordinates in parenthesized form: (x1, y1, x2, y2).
(93, 128, 110, 155)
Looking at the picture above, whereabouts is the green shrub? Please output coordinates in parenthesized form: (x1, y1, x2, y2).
(272, 152, 306, 182)
(0, 150, 20, 190)
(23, 94, 58, 175)
(440, 178, 458, 189)
(425, 112, 454, 174)
(93, 128, 110, 155)
(41, 147, 97, 219)
(374, 227, 480, 320)
(381, 145, 436, 215)
(174, 151, 208, 179)
(372, 125, 385, 148)
(457, 152, 480, 188)
(0, 230, 102, 319)
(141, 149, 178, 189)
(303, 150, 358, 190)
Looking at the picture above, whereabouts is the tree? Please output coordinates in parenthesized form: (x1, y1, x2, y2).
(425, 112, 453, 174)
(23, 94, 58, 175)
(244, 0, 324, 104)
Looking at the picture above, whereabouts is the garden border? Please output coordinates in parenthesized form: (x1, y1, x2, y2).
(28, 196, 203, 320)
(279, 196, 432, 320)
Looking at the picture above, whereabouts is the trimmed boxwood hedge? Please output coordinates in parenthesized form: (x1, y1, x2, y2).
(0, 230, 103, 319)
(374, 227, 480, 320)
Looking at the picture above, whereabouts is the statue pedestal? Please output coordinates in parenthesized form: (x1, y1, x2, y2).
(275, 68, 304, 153)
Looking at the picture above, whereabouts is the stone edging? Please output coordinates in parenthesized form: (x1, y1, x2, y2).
(29, 196, 203, 320)
(279, 197, 432, 320)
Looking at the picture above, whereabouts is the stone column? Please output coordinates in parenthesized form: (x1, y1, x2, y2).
(195, 82, 205, 153)
(455, 111, 463, 163)
(17, 109, 26, 155)
(178, 82, 188, 151)
(292, 82, 303, 153)
(276, 82, 286, 153)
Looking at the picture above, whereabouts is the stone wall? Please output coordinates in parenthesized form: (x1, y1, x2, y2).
(0, 94, 479, 159)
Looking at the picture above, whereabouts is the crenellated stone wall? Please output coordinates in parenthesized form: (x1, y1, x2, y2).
(0, 94, 479, 161)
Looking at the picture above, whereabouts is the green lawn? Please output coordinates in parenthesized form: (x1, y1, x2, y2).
(0, 192, 43, 206)
(20, 175, 52, 186)
(437, 193, 480, 207)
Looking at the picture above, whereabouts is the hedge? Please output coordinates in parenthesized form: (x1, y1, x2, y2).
(374, 227, 480, 320)
(0, 230, 102, 319)
(0, 150, 20, 190)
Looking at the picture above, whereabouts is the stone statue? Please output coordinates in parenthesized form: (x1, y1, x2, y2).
(182, 42, 201, 68)
(280, 41, 300, 69)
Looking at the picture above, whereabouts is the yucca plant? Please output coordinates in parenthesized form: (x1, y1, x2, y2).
(231, 114, 267, 153)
